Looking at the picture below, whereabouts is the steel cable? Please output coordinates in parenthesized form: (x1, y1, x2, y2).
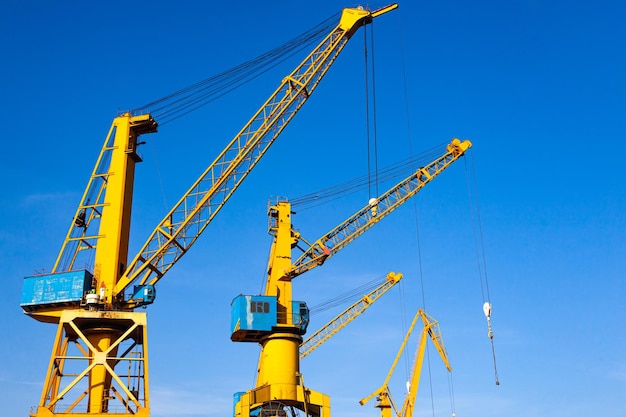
(290, 142, 449, 211)
(131, 13, 339, 125)
(308, 274, 390, 315)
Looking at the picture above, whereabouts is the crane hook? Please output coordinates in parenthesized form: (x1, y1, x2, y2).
(482, 302, 500, 385)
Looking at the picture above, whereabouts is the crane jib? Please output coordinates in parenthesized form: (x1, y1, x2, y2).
(286, 138, 472, 280)
(113, 5, 399, 306)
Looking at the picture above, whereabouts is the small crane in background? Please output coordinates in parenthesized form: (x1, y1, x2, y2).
(360, 309, 452, 417)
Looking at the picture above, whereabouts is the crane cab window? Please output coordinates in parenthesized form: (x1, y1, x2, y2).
(251, 301, 270, 314)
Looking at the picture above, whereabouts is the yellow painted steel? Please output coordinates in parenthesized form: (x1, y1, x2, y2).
(339, 4, 398, 36)
(92, 114, 157, 307)
(27, 114, 157, 416)
(235, 8, 401, 417)
(360, 309, 451, 417)
(32, 310, 150, 417)
(27, 113, 157, 321)
(250, 201, 330, 414)
(398, 311, 451, 417)
(53, 113, 157, 281)
(265, 201, 299, 324)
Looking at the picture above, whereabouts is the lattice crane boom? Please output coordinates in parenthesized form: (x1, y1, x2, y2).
(286, 138, 471, 280)
(299, 271, 403, 359)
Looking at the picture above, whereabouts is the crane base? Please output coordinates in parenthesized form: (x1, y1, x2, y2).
(32, 310, 150, 417)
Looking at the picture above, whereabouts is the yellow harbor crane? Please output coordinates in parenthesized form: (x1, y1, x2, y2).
(20, 5, 398, 417)
(231, 139, 471, 417)
(360, 309, 452, 417)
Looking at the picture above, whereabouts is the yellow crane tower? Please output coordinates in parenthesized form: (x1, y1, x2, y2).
(359, 309, 452, 417)
(231, 139, 471, 417)
(20, 5, 398, 416)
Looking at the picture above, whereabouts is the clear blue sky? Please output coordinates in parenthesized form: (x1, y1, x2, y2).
(1, 1, 624, 417)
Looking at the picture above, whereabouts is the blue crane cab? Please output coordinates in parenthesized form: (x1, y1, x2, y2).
(230, 295, 309, 342)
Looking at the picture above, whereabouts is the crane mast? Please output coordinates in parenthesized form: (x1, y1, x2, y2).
(22, 113, 158, 322)
(52, 113, 158, 276)
(231, 139, 470, 417)
(22, 113, 159, 416)
(21, 5, 400, 417)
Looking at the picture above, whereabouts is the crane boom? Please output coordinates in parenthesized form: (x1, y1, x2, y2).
(300, 271, 403, 359)
(285, 139, 471, 280)
(113, 3, 399, 305)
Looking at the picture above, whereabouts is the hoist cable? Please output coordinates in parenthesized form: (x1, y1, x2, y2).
(470, 151, 492, 303)
(363, 20, 380, 199)
(447, 372, 456, 417)
(406, 179, 425, 382)
(290, 143, 448, 211)
(464, 154, 493, 303)
(142, 14, 337, 112)
(154, 35, 325, 124)
(130, 14, 339, 125)
(465, 154, 486, 303)
(426, 343, 436, 417)
(398, 270, 409, 375)
(369, 22, 380, 197)
(388, 11, 446, 415)
(363, 26, 372, 199)
(490, 336, 500, 385)
(380, 8, 432, 406)
(308, 274, 390, 315)
(464, 152, 500, 386)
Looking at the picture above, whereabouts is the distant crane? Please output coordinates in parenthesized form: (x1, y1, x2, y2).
(360, 309, 452, 417)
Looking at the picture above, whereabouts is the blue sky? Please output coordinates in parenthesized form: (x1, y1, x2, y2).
(1, 1, 625, 417)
